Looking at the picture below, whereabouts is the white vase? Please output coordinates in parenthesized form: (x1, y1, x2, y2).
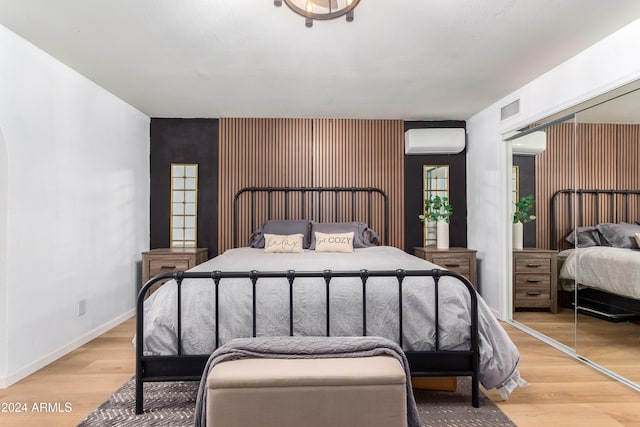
(436, 220, 449, 249)
(513, 221, 523, 250)
(425, 221, 437, 246)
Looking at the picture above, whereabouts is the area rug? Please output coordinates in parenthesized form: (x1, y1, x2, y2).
(78, 377, 515, 427)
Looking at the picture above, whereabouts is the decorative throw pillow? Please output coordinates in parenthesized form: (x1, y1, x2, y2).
(249, 220, 311, 249)
(597, 222, 640, 249)
(565, 227, 601, 247)
(314, 231, 354, 253)
(635, 233, 640, 248)
(263, 233, 304, 253)
(309, 222, 379, 249)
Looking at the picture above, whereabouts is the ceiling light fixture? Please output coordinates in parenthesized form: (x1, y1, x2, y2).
(274, 0, 361, 28)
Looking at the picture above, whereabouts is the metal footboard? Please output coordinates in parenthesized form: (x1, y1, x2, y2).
(135, 268, 480, 414)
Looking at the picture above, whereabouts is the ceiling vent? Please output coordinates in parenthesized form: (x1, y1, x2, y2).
(404, 128, 466, 155)
(501, 99, 520, 121)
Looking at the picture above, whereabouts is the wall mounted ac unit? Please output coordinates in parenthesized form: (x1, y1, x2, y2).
(511, 131, 547, 155)
(404, 128, 466, 155)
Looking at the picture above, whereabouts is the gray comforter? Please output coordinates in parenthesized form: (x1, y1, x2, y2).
(142, 246, 520, 390)
(194, 336, 421, 427)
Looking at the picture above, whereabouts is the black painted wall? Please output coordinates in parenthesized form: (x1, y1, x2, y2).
(513, 155, 536, 248)
(150, 119, 219, 259)
(403, 121, 467, 253)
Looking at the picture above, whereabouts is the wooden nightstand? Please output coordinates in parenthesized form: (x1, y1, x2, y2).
(413, 247, 477, 289)
(141, 247, 208, 295)
(513, 249, 558, 313)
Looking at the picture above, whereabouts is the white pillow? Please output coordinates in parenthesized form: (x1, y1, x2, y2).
(635, 233, 640, 248)
(263, 233, 304, 253)
(314, 231, 354, 253)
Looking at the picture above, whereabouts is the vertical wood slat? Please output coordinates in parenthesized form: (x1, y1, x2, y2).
(311, 119, 404, 249)
(218, 118, 404, 253)
(218, 118, 313, 252)
(535, 123, 640, 250)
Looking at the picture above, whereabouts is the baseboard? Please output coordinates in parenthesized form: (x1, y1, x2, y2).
(0, 308, 135, 388)
(489, 306, 503, 320)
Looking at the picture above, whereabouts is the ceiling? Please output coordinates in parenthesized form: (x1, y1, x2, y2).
(1, 0, 640, 120)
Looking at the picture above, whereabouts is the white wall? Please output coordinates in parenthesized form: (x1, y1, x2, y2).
(0, 126, 7, 381)
(467, 18, 640, 318)
(0, 24, 150, 386)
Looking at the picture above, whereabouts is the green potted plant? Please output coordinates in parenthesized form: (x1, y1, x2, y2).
(419, 195, 453, 248)
(513, 195, 535, 249)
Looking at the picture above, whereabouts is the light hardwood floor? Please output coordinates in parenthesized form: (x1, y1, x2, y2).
(514, 307, 640, 384)
(0, 317, 136, 427)
(1, 315, 639, 426)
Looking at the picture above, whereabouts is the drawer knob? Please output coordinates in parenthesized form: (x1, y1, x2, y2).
(444, 263, 460, 267)
(526, 291, 541, 296)
(161, 265, 177, 269)
(526, 263, 542, 268)
(526, 279, 542, 283)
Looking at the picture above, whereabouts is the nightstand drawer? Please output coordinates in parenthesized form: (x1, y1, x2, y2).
(142, 248, 209, 299)
(514, 283, 551, 307)
(413, 247, 477, 289)
(514, 257, 551, 273)
(514, 274, 551, 288)
(430, 256, 470, 274)
(149, 259, 191, 277)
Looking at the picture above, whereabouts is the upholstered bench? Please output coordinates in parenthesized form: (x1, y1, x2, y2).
(206, 355, 407, 427)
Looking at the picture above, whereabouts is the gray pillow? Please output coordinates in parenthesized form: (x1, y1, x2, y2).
(565, 227, 602, 247)
(249, 220, 311, 249)
(596, 222, 640, 249)
(309, 221, 379, 249)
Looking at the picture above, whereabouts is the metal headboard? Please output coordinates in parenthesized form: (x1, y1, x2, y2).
(550, 189, 640, 249)
(233, 186, 389, 248)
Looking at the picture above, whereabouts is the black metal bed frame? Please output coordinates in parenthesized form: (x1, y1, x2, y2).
(550, 188, 640, 250)
(135, 186, 480, 414)
(233, 186, 389, 248)
(550, 188, 640, 317)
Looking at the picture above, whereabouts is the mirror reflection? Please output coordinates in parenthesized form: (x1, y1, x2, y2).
(422, 165, 449, 246)
(509, 116, 576, 350)
(509, 84, 640, 387)
(572, 91, 640, 383)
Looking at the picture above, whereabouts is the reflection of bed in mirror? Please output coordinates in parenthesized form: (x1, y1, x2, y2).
(551, 189, 640, 321)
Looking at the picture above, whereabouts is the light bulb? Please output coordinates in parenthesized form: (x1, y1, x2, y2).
(306, 0, 313, 13)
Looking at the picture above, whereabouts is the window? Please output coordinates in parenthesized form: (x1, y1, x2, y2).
(171, 163, 198, 247)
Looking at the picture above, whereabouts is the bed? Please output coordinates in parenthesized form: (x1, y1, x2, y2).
(135, 186, 521, 414)
(551, 189, 640, 318)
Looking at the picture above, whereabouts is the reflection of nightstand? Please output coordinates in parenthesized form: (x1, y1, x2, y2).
(413, 247, 477, 289)
(513, 249, 558, 313)
(141, 248, 208, 295)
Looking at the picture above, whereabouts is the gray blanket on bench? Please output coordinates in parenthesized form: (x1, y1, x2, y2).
(194, 335, 421, 427)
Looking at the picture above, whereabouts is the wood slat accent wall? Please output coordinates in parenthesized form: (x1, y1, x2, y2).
(616, 124, 640, 222)
(218, 118, 313, 251)
(218, 118, 404, 252)
(312, 119, 405, 249)
(535, 123, 640, 249)
(535, 123, 576, 250)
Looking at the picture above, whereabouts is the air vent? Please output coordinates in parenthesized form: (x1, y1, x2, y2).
(501, 99, 520, 121)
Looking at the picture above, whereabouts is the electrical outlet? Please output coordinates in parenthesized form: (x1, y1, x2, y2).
(78, 299, 86, 316)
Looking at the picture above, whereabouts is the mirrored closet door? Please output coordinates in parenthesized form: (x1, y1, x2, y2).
(508, 81, 640, 388)
(573, 92, 640, 385)
(508, 115, 578, 352)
